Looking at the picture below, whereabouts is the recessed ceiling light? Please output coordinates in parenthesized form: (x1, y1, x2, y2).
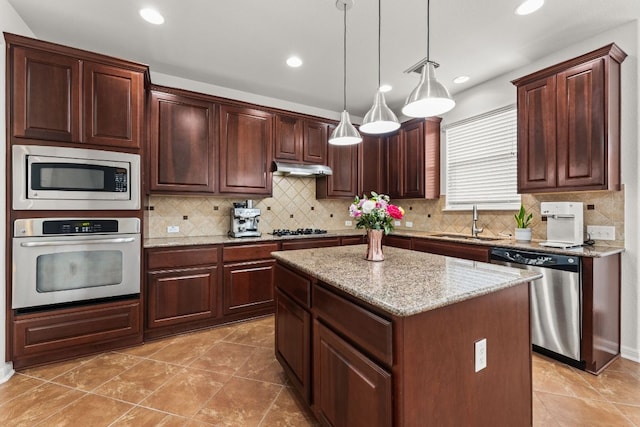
(453, 75, 470, 84)
(515, 0, 544, 15)
(379, 84, 392, 93)
(286, 56, 303, 68)
(139, 8, 165, 25)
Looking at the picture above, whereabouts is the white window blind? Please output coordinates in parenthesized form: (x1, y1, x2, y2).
(445, 105, 520, 211)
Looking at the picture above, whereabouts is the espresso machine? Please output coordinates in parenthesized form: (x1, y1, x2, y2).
(228, 200, 261, 238)
(539, 202, 584, 248)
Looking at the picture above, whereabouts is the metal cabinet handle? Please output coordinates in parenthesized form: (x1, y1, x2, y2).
(20, 237, 136, 247)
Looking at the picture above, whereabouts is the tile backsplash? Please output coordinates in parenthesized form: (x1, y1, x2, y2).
(145, 176, 625, 247)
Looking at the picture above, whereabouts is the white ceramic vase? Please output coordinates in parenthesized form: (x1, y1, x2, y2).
(514, 228, 532, 242)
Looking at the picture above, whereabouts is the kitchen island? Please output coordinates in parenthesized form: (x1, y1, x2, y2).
(272, 245, 542, 427)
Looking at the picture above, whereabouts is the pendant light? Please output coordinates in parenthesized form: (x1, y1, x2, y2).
(402, 0, 455, 118)
(329, 0, 362, 146)
(360, 0, 400, 134)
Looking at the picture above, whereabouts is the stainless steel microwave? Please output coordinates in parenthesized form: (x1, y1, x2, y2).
(12, 145, 140, 210)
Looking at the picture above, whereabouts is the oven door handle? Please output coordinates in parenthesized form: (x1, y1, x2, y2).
(20, 237, 137, 247)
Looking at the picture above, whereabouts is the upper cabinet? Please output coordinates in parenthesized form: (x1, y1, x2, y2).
(274, 114, 328, 164)
(386, 117, 441, 199)
(6, 33, 147, 150)
(512, 44, 626, 193)
(219, 105, 274, 195)
(317, 126, 359, 199)
(148, 87, 217, 193)
(360, 134, 386, 196)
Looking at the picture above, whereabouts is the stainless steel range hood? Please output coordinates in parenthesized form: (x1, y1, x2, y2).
(272, 161, 332, 177)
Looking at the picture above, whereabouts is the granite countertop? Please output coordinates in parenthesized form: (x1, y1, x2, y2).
(143, 229, 365, 248)
(272, 245, 542, 317)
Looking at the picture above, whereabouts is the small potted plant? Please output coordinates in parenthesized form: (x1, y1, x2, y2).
(514, 205, 533, 242)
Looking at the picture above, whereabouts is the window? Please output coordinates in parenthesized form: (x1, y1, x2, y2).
(444, 105, 520, 211)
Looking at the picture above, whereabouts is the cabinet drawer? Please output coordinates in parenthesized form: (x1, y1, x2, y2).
(223, 243, 280, 262)
(383, 235, 412, 249)
(313, 284, 392, 367)
(341, 235, 364, 245)
(274, 263, 311, 308)
(147, 246, 219, 270)
(412, 238, 490, 262)
(281, 237, 341, 251)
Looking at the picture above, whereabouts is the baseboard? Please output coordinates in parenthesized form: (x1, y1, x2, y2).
(621, 344, 640, 363)
(0, 362, 15, 384)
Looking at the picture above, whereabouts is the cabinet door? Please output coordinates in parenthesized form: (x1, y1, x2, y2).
(11, 46, 81, 142)
(402, 120, 425, 198)
(361, 134, 386, 195)
(517, 76, 557, 192)
(318, 142, 359, 199)
(147, 266, 218, 328)
(149, 91, 216, 193)
(313, 320, 392, 427)
(303, 119, 328, 164)
(219, 105, 273, 195)
(274, 114, 302, 162)
(223, 259, 276, 315)
(83, 62, 144, 148)
(412, 238, 490, 262)
(385, 132, 402, 198)
(275, 290, 311, 403)
(556, 59, 606, 189)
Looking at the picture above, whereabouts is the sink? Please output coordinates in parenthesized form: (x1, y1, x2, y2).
(431, 233, 503, 242)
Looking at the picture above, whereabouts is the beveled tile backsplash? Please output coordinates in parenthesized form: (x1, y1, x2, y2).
(145, 176, 625, 247)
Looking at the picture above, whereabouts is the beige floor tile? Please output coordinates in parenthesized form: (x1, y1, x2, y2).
(0, 382, 84, 426)
(194, 376, 282, 426)
(532, 354, 603, 400)
(51, 352, 144, 391)
(224, 317, 275, 348)
(140, 367, 230, 417)
(38, 393, 133, 427)
(607, 357, 640, 379)
(0, 373, 46, 405)
(93, 359, 181, 403)
(19, 354, 97, 380)
(614, 403, 640, 426)
(259, 387, 319, 427)
(234, 346, 288, 385)
(114, 338, 172, 358)
(532, 392, 561, 427)
(111, 406, 189, 427)
(536, 391, 634, 426)
(189, 341, 258, 375)
(580, 369, 640, 406)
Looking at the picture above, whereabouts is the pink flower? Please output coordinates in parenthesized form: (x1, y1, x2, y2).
(387, 204, 404, 220)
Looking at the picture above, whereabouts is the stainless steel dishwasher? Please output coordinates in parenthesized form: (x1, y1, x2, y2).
(490, 247, 582, 364)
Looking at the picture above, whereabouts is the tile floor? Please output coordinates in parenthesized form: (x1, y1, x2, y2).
(1, 315, 639, 426)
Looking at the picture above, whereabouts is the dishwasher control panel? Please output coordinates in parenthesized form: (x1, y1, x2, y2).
(490, 247, 579, 270)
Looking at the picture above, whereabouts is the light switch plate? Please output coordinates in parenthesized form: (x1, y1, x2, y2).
(475, 338, 487, 372)
(405, 221, 413, 228)
(345, 220, 352, 226)
(167, 225, 179, 233)
(586, 225, 615, 241)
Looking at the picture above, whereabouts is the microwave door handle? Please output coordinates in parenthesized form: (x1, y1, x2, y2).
(20, 237, 136, 247)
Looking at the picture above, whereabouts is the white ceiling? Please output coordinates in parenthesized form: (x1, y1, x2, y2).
(8, 0, 640, 118)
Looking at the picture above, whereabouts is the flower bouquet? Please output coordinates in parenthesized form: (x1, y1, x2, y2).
(349, 192, 404, 261)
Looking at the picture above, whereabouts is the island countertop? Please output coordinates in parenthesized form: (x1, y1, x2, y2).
(271, 244, 542, 317)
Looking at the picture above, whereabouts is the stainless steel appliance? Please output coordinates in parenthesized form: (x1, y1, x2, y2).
(12, 144, 141, 210)
(12, 217, 141, 309)
(539, 202, 584, 248)
(490, 247, 582, 364)
(229, 201, 261, 238)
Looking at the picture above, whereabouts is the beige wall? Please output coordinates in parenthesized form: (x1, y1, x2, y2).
(146, 177, 624, 247)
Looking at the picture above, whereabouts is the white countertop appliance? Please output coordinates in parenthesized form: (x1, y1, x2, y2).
(540, 202, 584, 248)
(229, 200, 261, 238)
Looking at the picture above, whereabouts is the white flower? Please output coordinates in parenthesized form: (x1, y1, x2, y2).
(361, 200, 376, 214)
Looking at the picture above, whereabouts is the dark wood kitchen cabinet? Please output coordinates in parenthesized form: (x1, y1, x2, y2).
(12, 298, 142, 369)
(219, 104, 274, 195)
(148, 87, 217, 193)
(274, 114, 328, 164)
(386, 117, 441, 199)
(145, 246, 220, 338)
(317, 129, 359, 199)
(412, 238, 491, 262)
(222, 243, 279, 316)
(512, 44, 626, 193)
(6, 33, 147, 149)
(360, 134, 386, 195)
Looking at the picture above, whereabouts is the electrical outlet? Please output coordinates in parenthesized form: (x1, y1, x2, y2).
(167, 225, 179, 233)
(586, 225, 615, 241)
(475, 338, 487, 372)
(345, 220, 352, 226)
(394, 220, 401, 226)
(405, 221, 413, 228)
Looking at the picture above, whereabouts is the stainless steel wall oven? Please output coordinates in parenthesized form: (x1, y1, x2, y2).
(12, 218, 141, 310)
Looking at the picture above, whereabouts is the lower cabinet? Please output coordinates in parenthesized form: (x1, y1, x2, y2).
(12, 298, 142, 369)
(145, 245, 220, 338)
(383, 234, 412, 249)
(412, 238, 491, 262)
(313, 320, 392, 427)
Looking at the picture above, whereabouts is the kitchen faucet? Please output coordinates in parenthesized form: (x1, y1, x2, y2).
(471, 204, 484, 237)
